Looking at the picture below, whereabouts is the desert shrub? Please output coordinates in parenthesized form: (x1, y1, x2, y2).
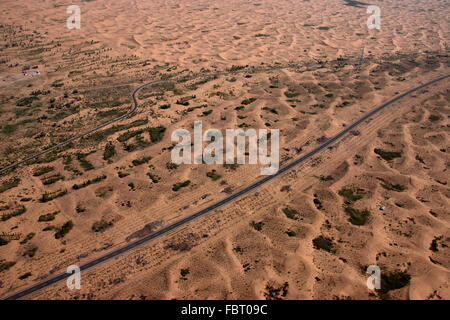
(379, 271, 411, 295)
(147, 173, 160, 183)
(377, 178, 405, 192)
(72, 175, 107, 190)
(118, 171, 129, 178)
(92, 220, 113, 233)
(0, 261, 16, 273)
(19, 233, 35, 245)
(0, 177, 21, 193)
(241, 97, 257, 105)
(148, 126, 166, 143)
(250, 221, 264, 231)
(103, 142, 116, 160)
(38, 211, 59, 222)
(312, 236, 335, 253)
(206, 170, 221, 181)
(320, 175, 334, 181)
(132, 156, 152, 166)
(374, 148, 402, 161)
(282, 207, 298, 220)
(41, 173, 64, 185)
(16, 96, 38, 106)
(172, 180, 191, 191)
(1, 204, 26, 221)
(40, 189, 67, 202)
(33, 166, 54, 176)
(166, 162, 178, 170)
(345, 207, 370, 226)
(338, 187, 366, 202)
(19, 272, 32, 280)
(286, 230, 296, 237)
(54, 221, 74, 239)
(0, 237, 9, 246)
(22, 246, 38, 257)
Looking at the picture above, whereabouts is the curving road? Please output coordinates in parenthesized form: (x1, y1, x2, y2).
(2, 72, 449, 300)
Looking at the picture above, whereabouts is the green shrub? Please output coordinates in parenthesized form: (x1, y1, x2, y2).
(33, 166, 54, 176)
(92, 220, 113, 233)
(103, 142, 116, 160)
(38, 211, 59, 222)
(19, 272, 32, 280)
(250, 221, 264, 231)
(345, 207, 370, 226)
(374, 148, 402, 161)
(172, 180, 191, 191)
(206, 170, 221, 181)
(338, 187, 366, 202)
(282, 207, 298, 220)
(132, 156, 152, 166)
(0, 261, 16, 273)
(54, 221, 74, 239)
(0, 177, 21, 193)
(72, 175, 107, 190)
(40, 189, 67, 202)
(312, 236, 335, 253)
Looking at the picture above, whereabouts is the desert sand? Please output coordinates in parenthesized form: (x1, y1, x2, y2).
(0, 0, 448, 300)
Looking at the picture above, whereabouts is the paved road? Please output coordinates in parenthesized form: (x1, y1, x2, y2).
(2, 73, 449, 300)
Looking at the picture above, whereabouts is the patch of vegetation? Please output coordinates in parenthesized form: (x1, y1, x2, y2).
(147, 172, 160, 183)
(206, 170, 221, 181)
(76, 152, 95, 171)
(374, 148, 402, 161)
(32, 166, 54, 176)
(286, 230, 296, 237)
(166, 162, 179, 170)
(264, 282, 289, 300)
(312, 236, 335, 253)
(0, 237, 9, 246)
(180, 268, 190, 280)
(72, 175, 107, 190)
(379, 271, 411, 296)
(41, 173, 64, 185)
(345, 206, 370, 226)
(38, 211, 59, 222)
(132, 156, 152, 166)
(92, 220, 113, 233)
(40, 189, 67, 202)
(103, 142, 116, 161)
(54, 221, 74, 239)
(282, 207, 298, 220)
(0, 177, 21, 193)
(19, 272, 32, 280)
(118, 171, 129, 178)
(22, 246, 38, 258)
(319, 175, 334, 181)
(0, 261, 16, 273)
(415, 154, 425, 164)
(250, 221, 264, 231)
(1, 204, 26, 221)
(241, 97, 257, 105)
(377, 178, 406, 192)
(428, 114, 440, 122)
(338, 187, 366, 202)
(172, 180, 191, 191)
(313, 197, 323, 210)
(16, 96, 38, 106)
(19, 233, 35, 245)
(429, 236, 442, 252)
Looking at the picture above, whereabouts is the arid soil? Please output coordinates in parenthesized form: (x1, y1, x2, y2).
(0, 0, 448, 300)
